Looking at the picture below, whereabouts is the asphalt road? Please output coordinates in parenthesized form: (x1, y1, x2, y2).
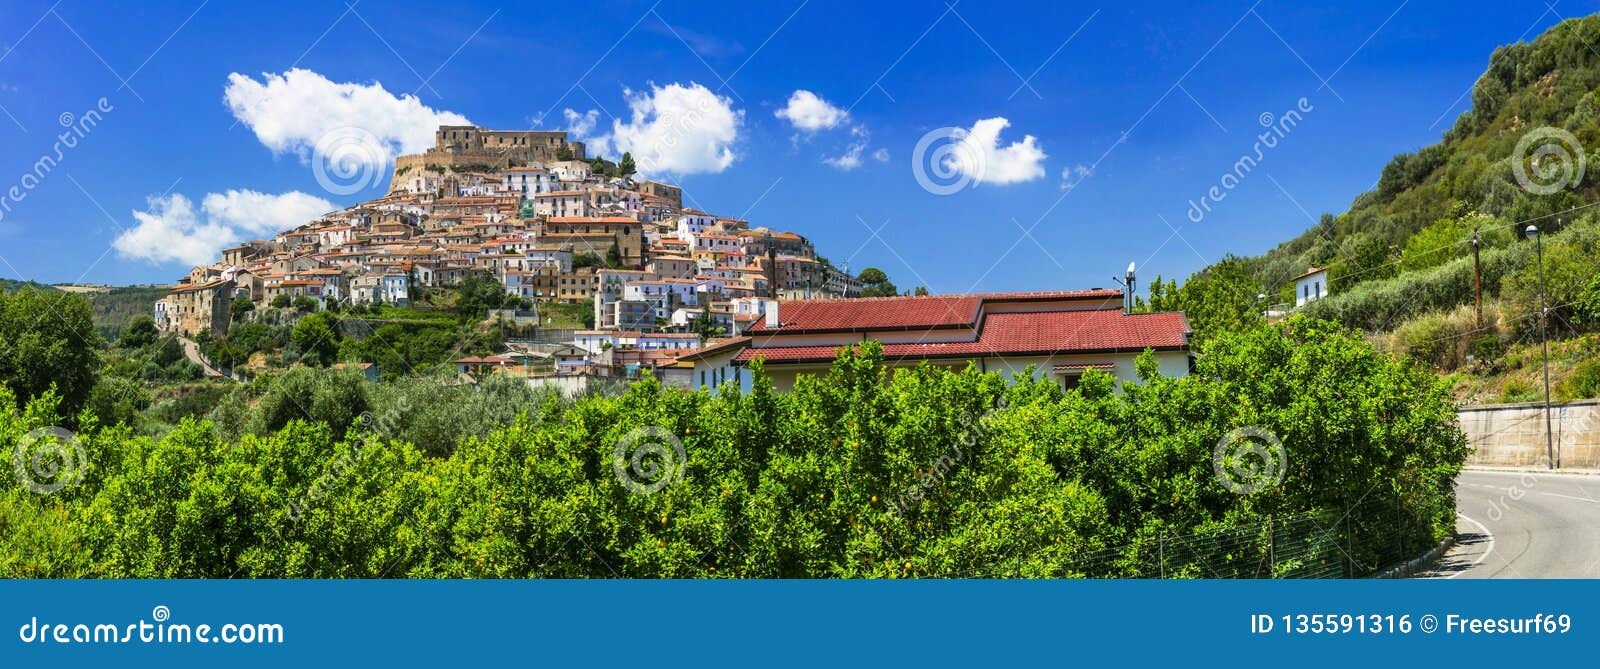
(1419, 470, 1600, 578)
(176, 335, 226, 379)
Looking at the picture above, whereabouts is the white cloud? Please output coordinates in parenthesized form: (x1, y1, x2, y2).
(567, 82, 742, 176)
(563, 108, 599, 138)
(772, 92, 885, 170)
(947, 117, 1048, 185)
(775, 89, 847, 132)
(824, 142, 866, 170)
(114, 190, 335, 266)
(1060, 163, 1092, 191)
(223, 68, 469, 168)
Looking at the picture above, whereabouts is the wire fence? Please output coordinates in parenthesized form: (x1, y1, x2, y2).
(1054, 498, 1438, 579)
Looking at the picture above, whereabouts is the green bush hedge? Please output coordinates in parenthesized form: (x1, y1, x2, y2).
(0, 317, 1466, 578)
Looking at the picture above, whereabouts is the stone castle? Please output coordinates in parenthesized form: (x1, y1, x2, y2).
(389, 126, 587, 190)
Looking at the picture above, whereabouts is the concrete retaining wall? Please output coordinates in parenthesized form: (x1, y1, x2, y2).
(1459, 399, 1600, 469)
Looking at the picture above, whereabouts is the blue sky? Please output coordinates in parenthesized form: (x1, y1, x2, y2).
(0, 0, 1589, 292)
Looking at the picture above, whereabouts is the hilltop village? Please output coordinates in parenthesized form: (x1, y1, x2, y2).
(155, 125, 1191, 392)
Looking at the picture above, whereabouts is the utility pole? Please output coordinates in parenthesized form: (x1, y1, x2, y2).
(1526, 224, 1557, 470)
(1471, 228, 1482, 329)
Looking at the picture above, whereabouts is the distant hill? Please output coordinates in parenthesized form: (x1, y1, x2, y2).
(1, 280, 166, 340)
(0, 278, 58, 294)
(79, 285, 170, 339)
(1235, 15, 1600, 321)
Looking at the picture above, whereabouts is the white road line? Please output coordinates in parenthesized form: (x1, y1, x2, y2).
(1447, 514, 1494, 579)
(1539, 491, 1600, 503)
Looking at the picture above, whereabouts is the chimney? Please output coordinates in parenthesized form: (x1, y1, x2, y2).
(763, 299, 780, 329)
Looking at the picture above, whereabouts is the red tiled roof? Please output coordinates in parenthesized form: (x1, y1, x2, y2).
(735, 310, 1189, 364)
(744, 290, 1123, 334)
(748, 295, 981, 333)
(676, 336, 752, 362)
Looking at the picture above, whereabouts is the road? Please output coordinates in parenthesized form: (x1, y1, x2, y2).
(176, 335, 227, 378)
(1418, 469, 1600, 578)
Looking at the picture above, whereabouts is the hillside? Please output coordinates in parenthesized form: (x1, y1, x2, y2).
(0, 281, 169, 339)
(1156, 15, 1600, 403)
(1248, 15, 1600, 305)
(79, 285, 171, 339)
(0, 278, 57, 294)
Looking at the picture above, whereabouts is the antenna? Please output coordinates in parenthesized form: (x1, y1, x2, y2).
(1113, 261, 1137, 314)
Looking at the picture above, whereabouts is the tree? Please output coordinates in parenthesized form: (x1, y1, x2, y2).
(455, 270, 508, 322)
(292, 312, 342, 367)
(1136, 255, 1265, 348)
(119, 316, 159, 349)
(293, 296, 318, 313)
(271, 294, 291, 309)
(689, 309, 722, 342)
(857, 267, 898, 297)
(231, 297, 255, 322)
(0, 287, 100, 416)
(618, 152, 637, 177)
(605, 242, 623, 269)
(911, 286, 930, 296)
(555, 145, 574, 161)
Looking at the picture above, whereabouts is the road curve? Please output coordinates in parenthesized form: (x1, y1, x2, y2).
(1418, 470, 1600, 578)
(176, 335, 227, 379)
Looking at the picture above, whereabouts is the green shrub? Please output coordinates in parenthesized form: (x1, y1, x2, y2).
(1499, 378, 1540, 403)
(0, 317, 1467, 578)
(1558, 357, 1600, 399)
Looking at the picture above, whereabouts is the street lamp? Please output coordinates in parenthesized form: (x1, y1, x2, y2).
(1526, 224, 1557, 470)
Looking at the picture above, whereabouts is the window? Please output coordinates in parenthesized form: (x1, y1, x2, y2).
(1061, 374, 1083, 391)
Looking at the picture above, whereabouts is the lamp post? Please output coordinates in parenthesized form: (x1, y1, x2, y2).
(1526, 224, 1556, 470)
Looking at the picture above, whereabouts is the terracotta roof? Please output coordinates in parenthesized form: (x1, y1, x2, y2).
(736, 310, 1189, 364)
(547, 216, 638, 224)
(746, 294, 980, 334)
(676, 336, 753, 362)
(1290, 266, 1329, 282)
(744, 290, 1124, 334)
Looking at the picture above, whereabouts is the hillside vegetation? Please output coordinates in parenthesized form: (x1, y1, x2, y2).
(1253, 16, 1600, 298)
(1158, 15, 1600, 403)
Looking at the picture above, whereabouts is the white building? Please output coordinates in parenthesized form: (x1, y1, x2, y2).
(1293, 267, 1329, 307)
(679, 290, 1192, 395)
(504, 167, 560, 197)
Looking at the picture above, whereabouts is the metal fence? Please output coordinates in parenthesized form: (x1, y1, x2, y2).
(1053, 499, 1438, 579)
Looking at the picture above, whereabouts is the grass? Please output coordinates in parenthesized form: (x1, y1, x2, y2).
(536, 301, 592, 329)
(1448, 332, 1600, 405)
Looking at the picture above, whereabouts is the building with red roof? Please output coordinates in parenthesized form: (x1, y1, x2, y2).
(677, 289, 1191, 393)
